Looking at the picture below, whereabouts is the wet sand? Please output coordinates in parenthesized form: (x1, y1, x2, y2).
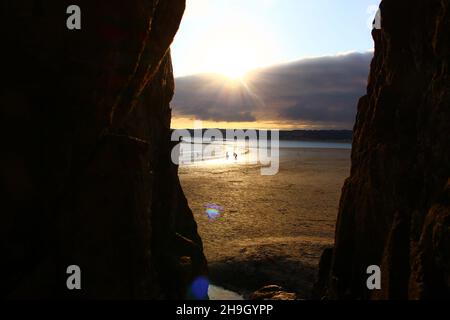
(179, 147, 351, 298)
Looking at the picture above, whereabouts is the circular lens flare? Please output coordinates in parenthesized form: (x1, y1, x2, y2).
(188, 276, 209, 300)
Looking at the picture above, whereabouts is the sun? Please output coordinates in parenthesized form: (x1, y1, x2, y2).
(198, 19, 277, 80)
(206, 44, 265, 81)
(222, 66, 247, 80)
(213, 49, 253, 80)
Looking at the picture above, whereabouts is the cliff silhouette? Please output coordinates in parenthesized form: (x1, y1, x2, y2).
(1, 0, 207, 299)
(316, 0, 450, 299)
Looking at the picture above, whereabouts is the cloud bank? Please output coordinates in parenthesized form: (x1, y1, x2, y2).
(172, 52, 372, 129)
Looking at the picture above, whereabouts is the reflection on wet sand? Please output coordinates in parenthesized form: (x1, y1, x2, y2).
(179, 145, 351, 298)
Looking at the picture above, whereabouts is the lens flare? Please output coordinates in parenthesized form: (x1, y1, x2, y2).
(188, 276, 209, 300)
(204, 203, 224, 221)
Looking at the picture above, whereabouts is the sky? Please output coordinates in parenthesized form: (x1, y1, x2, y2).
(170, 0, 382, 129)
(172, 0, 381, 77)
(172, 52, 372, 129)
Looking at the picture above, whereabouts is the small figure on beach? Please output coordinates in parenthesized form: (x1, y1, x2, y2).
(233, 152, 238, 160)
(226, 152, 229, 160)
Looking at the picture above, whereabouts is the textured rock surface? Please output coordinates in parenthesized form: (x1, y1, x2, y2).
(1, 0, 207, 298)
(322, 0, 450, 299)
(250, 285, 297, 301)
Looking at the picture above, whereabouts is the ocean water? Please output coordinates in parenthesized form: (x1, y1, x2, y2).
(278, 140, 351, 149)
(208, 285, 243, 300)
(177, 139, 351, 166)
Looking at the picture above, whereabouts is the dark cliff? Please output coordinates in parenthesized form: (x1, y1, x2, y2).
(0, 1, 207, 298)
(320, 0, 450, 299)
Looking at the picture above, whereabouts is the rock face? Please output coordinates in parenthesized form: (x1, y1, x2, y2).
(323, 0, 450, 299)
(250, 285, 297, 301)
(1, 0, 207, 298)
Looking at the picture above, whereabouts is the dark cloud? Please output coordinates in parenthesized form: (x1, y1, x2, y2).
(279, 91, 363, 123)
(172, 52, 372, 128)
(172, 75, 258, 122)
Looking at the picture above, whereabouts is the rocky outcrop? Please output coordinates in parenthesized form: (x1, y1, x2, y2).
(1, 0, 207, 298)
(320, 0, 450, 299)
(312, 247, 333, 299)
(250, 285, 297, 301)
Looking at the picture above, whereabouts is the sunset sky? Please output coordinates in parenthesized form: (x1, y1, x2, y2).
(170, 0, 381, 130)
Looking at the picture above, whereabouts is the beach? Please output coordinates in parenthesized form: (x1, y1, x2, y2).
(179, 144, 351, 298)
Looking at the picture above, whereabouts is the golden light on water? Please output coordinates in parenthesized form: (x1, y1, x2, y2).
(170, 117, 315, 131)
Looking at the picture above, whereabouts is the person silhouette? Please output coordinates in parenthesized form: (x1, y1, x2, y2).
(233, 152, 238, 160)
